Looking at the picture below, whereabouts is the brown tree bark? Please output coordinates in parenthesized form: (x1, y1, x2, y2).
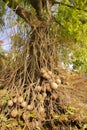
(3, 0, 42, 28)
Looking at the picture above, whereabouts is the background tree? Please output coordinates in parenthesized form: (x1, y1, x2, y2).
(1, 0, 87, 129)
(1, 0, 87, 74)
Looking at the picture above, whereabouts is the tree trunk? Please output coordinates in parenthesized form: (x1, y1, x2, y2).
(26, 22, 59, 82)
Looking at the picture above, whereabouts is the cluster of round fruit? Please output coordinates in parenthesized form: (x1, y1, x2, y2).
(7, 68, 62, 119)
(40, 68, 61, 90)
(7, 96, 34, 118)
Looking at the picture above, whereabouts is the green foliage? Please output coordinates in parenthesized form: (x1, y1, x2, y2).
(56, 0, 87, 72)
(72, 44, 87, 72)
(0, 1, 5, 30)
(57, 0, 87, 42)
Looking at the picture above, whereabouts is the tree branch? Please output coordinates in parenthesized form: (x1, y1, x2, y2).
(2, 0, 42, 28)
(54, 1, 87, 12)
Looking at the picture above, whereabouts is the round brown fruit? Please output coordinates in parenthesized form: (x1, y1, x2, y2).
(48, 71, 53, 76)
(18, 96, 24, 103)
(46, 85, 51, 92)
(27, 104, 34, 111)
(35, 86, 42, 92)
(50, 82, 58, 90)
(8, 100, 13, 107)
(52, 93, 58, 100)
(38, 106, 45, 114)
(11, 108, 18, 117)
(22, 112, 29, 120)
(42, 72, 50, 79)
(43, 92, 47, 98)
(56, 78, 61, 84)
(21, 101, 27, 108)
(13, 97, 17, 103)
(40, 68, 46, 74)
